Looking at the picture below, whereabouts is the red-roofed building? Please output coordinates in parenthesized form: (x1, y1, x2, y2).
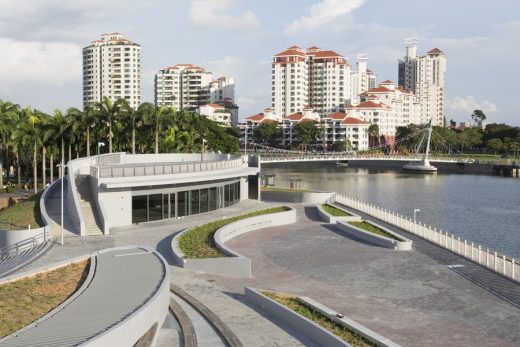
(83, 33, 142, 109)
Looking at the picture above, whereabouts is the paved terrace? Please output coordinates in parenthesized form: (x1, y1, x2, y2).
(1, 247, 166, 347)
(201, 205, 520, 347)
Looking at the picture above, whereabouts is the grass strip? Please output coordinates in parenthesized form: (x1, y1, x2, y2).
(262, 291, 376, 347)
(261, 186, 310, 193)
(348, 221, 403, 241)
(0, 191, 44, 230)
(322, 204, 352, 217)
(179, 206, 290, 259)
(0, 259, 90, 338)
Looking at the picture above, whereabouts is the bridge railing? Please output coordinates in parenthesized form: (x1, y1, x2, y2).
(331, 193, 518, 282)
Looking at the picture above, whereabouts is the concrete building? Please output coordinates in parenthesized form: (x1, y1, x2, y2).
(241, 108, 282, 146)
(281, 107, 321, 147)
(154, 64, 237, 114)
(82, 33, 142, 109)
(350, 54, 377, 106)
(66, 153, 260, 233)
(319, 112, 369, 151)
(398, 39, 446, 126)
(198, 103, 236, 127)
(272, 46, 351, 117)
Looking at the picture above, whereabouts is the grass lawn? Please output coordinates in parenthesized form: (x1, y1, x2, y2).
(0, 259, 90, 338)
(178, 206, 290, 259)
(322, 204, 351, 217)
(262, 291, 376, 347)
(0, 191, 44, 230)
(348, 221, 403, 241)
(261, 186, 310, 193)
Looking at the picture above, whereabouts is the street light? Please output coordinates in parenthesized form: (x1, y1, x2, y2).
(97, 142, 105, 166)
(56, 159, 68, 246)
(413, 209, 420, 223)
(201, 138, 207, 162)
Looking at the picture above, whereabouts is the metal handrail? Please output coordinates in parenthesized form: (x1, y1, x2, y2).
(0, 230, 47, 260)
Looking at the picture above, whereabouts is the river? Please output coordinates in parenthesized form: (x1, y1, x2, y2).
(262, 162, 520, 258)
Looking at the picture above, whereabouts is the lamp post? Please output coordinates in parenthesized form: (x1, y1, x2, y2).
(201, 138, 207, 162)
(97, 142, 105, 166)
(414, 209, 420, 224)
(56, 159, 68, 246)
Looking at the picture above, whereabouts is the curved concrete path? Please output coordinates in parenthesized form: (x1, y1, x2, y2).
(203, 205, 520, 347)
(0, 247, 167, 347)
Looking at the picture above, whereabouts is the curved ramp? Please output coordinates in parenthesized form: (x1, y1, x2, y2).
(0, 246, 169, 347)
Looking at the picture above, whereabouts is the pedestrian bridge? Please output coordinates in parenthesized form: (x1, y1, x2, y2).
(259, 154, 459, 164)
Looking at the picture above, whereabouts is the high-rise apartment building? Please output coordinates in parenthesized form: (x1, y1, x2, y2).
(350, 54, 376, 106)
(398, 39, 446, 126)
(82, 33, 142, 109)
(272, 46, 351, 117)
(154, 65, 236, 113)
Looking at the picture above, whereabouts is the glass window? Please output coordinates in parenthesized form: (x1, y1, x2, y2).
(200, 189, 209, 213)
(132, 196, 148, 224)
(163, 194, 169, 219)
(178, 191, 188, 217)
(148, 194, 162, 221)
(190, 190, 200, 215)
(170, 193, 176, 218)
(224, 184, 230, 207)
(229, 183, 235, 206)
(209, 187, 217, 211)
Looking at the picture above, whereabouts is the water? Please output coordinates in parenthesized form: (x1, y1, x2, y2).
(263, 162, 520, 258)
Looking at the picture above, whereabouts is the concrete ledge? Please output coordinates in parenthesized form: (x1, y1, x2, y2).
(244, 287, 348, 347)
(298, 296, 401, 347)
(336, 220, 413, 251)
(261, 190, 333, 204)
(171, 207, 296, 278)
(316, 204, 362, 224)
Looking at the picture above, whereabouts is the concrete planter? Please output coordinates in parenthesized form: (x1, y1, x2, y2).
(172, 207, 296, 278)
(336, 220, 412, 251)
(245, 288, 349, 347)
(261, 190, 333, 204)
(316, 204, 362, 224)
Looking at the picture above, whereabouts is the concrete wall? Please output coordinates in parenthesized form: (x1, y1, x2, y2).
(348, 159, 496, 174)
(171, 207, 296, 278)
(122, 153, 232, 164)
(262, 191, 334, 204)
(97, 187, 132, 229)
(336, 220, 412, 251)
(316, 204, 362, 224)
(245, 287, 349, 347)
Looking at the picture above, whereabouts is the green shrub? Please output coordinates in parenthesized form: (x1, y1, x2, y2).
(179, 206, 290, 259)
(348, 221, 403, 241)
(321, 204, 351, 217)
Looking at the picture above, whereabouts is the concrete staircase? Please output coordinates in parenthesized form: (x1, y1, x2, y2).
(75, 175, 103, 236)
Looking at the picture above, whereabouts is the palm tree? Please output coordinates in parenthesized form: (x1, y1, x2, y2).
(97, 97, 122, 153)
(71, 103, 97, 157)
(368, 123, 380, 149)
(16, 107, 40, 193)
(176, 129, 201, 153)
(0, 100, 19, 189)
(51, 109, 71, 177)
(145, 105, 172, 154)
(120, 100, 151, 154)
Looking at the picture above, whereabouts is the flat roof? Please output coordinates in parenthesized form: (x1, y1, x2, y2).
(101, 166, 260, 189)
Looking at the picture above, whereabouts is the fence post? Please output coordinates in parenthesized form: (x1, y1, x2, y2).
(458, 237, 461, 254)
(503, 255, 507, 275)
(471, 242, 474, 260)
(486, 249, 489, 267)
(494, 252, 498, 271)
(512, 258, 515, 279)
(478, 245, 481, 264)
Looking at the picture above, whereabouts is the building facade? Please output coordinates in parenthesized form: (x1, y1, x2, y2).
(154, 65, 237, 116)
(82, 33, 142, 109)
(350, 54, 377, 106)
(198, 104, 236, 127)
(272, 46, 351, 117)
(398, 39, 446, 126)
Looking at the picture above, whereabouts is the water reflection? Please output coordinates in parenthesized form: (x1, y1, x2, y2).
(263, 162, 520, 258)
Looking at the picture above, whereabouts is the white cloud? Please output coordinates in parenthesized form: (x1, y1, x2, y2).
(190, 0, 259, 30)
(285, 0, 365, 34)
(205, 56, 245, 78)
(448, 95, 498, 115)
(0, 38, 81, 89)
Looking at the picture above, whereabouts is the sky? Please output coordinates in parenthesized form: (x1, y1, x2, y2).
(0, 0, 519, 125)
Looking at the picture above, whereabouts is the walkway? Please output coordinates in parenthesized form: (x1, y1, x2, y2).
(334, 201, 520, 309)
(202, 205, 520, 347)
(0, 247, 167, 347)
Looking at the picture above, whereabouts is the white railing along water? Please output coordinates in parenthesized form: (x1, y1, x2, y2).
(332, 193, 518, 282)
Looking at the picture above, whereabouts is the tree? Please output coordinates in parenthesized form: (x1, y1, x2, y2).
(144, 104, 172, 154)
(332, 139, 351, 152)
(449, 119, 457, 127)
(0, 100, 19, 189)
(252, 121, 279, 145)
(367, 123, 380, 148)
(471, 109, 486, 127)
(73, 103, 98, 157)
(97, 97, 122, 153)
(487, 138, 503, 154)
(294, 121, 319, 146)
(16, 107, 40, 193)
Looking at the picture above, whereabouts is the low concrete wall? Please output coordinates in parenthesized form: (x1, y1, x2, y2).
(172, 207, 297, 278)
(245, 287, 348, 347)
(262, 190, 334, 204)
(336, 220, 412, 251)
(316, 204, 362, 224)
(298, 296, 401, 347)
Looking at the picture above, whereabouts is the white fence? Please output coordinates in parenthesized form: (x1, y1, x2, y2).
(332, 193, 518, 281)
